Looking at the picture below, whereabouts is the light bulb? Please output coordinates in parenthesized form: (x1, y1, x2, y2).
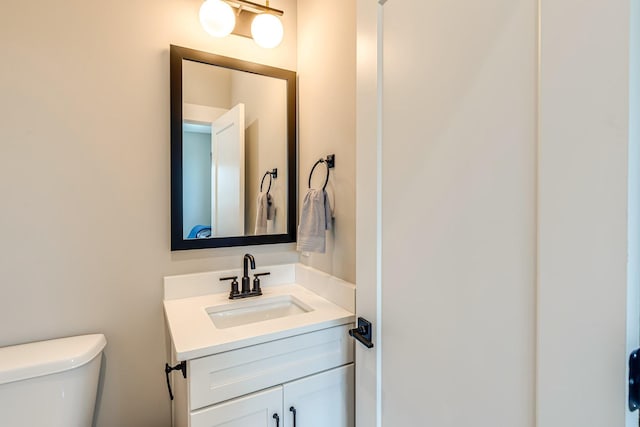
(251, 13, 284, 48)
(199, 0, 236, 38)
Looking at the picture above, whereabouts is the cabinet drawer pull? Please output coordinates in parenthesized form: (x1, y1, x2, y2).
(164, 361, 187, 401)
(289, 406, 297, 427)
(273, 413, 280, 427)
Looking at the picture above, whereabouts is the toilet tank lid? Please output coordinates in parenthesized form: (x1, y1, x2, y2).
(0, 334, 106, 385)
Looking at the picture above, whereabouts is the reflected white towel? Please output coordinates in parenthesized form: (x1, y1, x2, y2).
(255, 192, 272, 235)
(297, 189, 332, 253)
(267, 207, 276, 234)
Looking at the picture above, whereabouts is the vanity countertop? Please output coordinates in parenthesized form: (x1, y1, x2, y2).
(164, 283, 355, 361)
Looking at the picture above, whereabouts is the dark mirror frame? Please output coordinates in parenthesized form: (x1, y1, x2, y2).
(170, 45, 297, 250)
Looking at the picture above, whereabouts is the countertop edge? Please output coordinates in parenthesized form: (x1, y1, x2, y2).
(175, 315, 355, 361)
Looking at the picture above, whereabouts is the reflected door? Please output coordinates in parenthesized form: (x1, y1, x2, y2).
(211, 103, 245, 237)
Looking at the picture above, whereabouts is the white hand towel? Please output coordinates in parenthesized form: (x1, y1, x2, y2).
(267, 206, 276, 234)
(297, 189, 332, 253)
(255, 192, 269, 235)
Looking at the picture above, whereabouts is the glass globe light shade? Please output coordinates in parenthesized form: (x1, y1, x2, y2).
(199, 0, 236, 38)
(251, 13, 284, 48)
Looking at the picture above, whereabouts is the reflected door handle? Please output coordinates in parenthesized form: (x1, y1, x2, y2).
(349, 317, 374, 348)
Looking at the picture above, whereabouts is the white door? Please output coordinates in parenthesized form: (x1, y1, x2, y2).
(211, 103, 245, 237)
(190, 386, 282, 427)
(283, 365, 354, 427)
(356, 0, 537, 426)
(355, 1, 382, 426)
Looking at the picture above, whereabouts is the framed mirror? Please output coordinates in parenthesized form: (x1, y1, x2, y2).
(170, 45, 297, 250)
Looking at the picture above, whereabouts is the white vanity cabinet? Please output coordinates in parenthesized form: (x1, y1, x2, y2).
(164, 267, 357, 427)
(191, 386, 282, 427)
(283, 364, 354, 427)
(191, 365, 354, 427)
(172, 324, 354, 427)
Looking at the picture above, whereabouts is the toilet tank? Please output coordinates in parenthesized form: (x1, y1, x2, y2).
(0, 334, 107, 427)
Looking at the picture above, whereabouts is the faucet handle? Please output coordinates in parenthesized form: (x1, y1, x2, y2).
(254, 272, 271, 277)
(220, 276, 239, 299)
(252, 272, 270, 294)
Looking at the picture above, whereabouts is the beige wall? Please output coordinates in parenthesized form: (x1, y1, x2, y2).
(0, 1, 297, 426)
(297, 0, 357, 283)
(183, 61, 232, 108)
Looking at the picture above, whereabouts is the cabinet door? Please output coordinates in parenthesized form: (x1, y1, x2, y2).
(283, 364, 354, 427)
(191, 386, 283, 427)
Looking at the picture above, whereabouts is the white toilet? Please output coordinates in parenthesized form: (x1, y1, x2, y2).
(0, 333, 107, 427)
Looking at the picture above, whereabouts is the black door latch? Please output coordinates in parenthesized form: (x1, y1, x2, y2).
(349, 317, 374, 348)
(630, 349, 640, 412)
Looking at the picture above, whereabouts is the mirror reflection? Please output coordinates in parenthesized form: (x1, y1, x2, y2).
(182, 59, 288, 239)
(170, 45, 297, 250)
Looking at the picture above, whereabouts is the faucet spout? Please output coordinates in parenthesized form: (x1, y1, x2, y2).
(242, 254, 256, 293)
(243, 253, 255, 276)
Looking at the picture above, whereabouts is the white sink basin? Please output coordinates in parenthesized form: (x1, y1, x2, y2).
(206, 295, 313, 329)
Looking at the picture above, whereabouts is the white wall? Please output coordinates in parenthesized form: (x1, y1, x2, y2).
(297, 0, 357, 283)
(377, 0, 537, 425)
(537, 1, 639, 425)
(0, 1, 297, 426)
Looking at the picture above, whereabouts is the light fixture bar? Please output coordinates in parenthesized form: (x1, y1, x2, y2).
(224, 0, 284, 16)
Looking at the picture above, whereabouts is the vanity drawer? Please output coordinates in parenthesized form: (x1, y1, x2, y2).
(188, 324, 353, 410)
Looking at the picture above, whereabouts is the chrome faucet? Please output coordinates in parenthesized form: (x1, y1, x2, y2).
(242, 253, 256, 294)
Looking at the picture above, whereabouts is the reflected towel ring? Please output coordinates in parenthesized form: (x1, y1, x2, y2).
(308, 154, 335, 191)
(260, 168, 278, 194)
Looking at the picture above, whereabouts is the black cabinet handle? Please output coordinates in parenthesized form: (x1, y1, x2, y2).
(273, 413, 280, 427)
(289, 406, 297, 427)
(164, 361, 187, 401)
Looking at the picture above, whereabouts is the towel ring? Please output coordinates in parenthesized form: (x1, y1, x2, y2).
(308, 154, 335, 191)
(260, 168, 278, 194)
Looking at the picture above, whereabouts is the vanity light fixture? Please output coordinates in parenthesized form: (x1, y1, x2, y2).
(250, 1, 284, 48)
(199, 0, 236, 37)
(199, 0, 284, 48)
